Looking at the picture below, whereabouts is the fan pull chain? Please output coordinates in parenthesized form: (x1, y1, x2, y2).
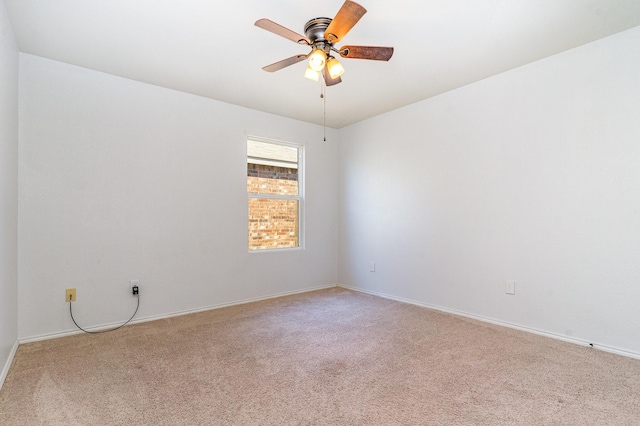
(321, 80, 327, 141)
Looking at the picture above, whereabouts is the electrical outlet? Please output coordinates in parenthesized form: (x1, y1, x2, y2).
(66, 288, 76, 302)
(370, 262, 376, 272)
(505, 280, 516, 295)
(130, 280, 139, 296)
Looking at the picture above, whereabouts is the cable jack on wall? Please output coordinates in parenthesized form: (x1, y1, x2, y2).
(68, 286, 140, 334)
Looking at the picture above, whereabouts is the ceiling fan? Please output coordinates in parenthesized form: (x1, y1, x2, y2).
(255, 0, 394, 86)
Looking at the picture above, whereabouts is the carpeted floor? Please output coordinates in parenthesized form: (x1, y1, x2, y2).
(1, 287, 639, 425)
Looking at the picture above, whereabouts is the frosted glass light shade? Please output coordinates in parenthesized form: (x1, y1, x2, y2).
(304, 66, 320, 81)
(327, 57, 345, 79)
(308, 49, 326, 72)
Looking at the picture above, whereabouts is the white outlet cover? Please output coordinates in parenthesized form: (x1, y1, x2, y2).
(505, 280, 516, 295)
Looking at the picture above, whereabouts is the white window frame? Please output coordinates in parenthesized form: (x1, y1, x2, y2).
(247, 136, 305, 252)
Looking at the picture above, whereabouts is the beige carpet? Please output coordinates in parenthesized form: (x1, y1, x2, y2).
(1, 288, 639, 425)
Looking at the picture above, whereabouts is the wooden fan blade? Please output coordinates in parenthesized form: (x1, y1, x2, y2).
(339, 46, 394, 61)
(262, 54, 309, 72)
(322, 67, 342, 86)
(255, 19, 310, 45)
(324, 1, 367, 43)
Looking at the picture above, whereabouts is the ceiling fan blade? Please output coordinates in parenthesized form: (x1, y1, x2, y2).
(339, 45, 394, 61)
(262, 54, 309, 72)
(324, 1, 367, 43)
(255, 18, 310, 45)
(322, 67, 342, 86)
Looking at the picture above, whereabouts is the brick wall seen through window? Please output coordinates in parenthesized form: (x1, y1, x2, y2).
(247, 139, 302, 251)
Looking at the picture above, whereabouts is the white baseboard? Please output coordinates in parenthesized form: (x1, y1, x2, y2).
(19, 284, 339, 344)
(0, 340, 19, 391)
(20, 283, 636, 361)
(339, 284, 640, 361)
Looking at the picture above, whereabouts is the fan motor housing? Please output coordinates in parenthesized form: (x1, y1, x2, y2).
(304, 17, 332, 44)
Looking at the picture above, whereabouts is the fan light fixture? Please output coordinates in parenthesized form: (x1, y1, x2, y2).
(255, 0, 394, 87)
(304, 66, 320, 81)
(308, 48, 327, 72)
(326, 56, 345, 79)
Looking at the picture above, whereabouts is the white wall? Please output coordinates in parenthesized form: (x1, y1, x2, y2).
(18, 54, 338, 339)
(13, 19, 640, 358)
(338, 27, 640, 355)
(0, 0, 19, 382)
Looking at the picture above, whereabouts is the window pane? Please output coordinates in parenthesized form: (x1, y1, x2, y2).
(248, 198, 299, 250)
(247, 138, 302, 252)
(247, 140, 298, 196)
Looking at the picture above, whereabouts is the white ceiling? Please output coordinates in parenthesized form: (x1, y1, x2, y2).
(5, 0, 640, 128)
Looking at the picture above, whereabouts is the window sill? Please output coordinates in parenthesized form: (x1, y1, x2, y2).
(247, 246, 304, 254)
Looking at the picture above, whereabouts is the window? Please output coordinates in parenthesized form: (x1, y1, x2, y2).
(247, 138, 303, 251)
